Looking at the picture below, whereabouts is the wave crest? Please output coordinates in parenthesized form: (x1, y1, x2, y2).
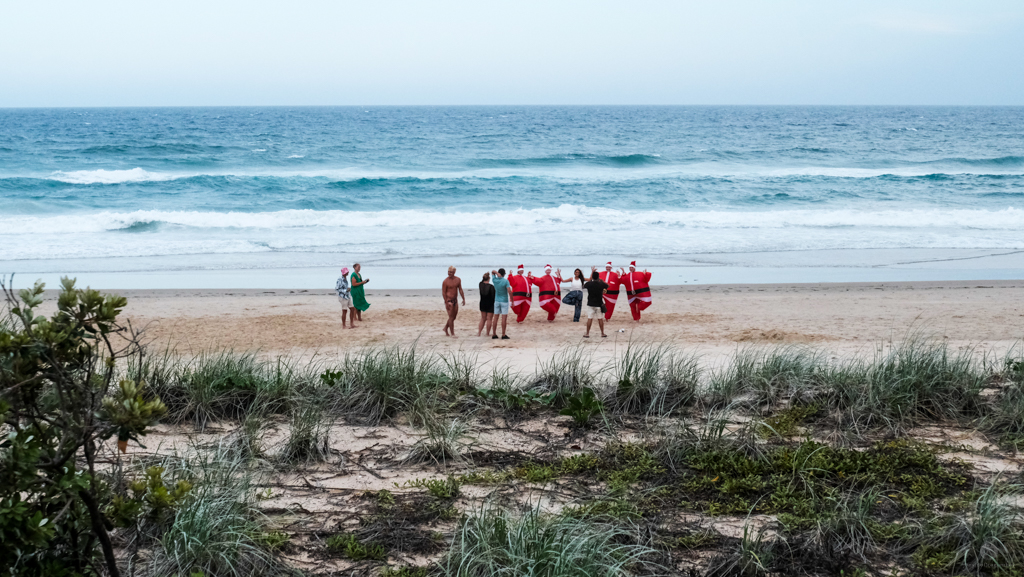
(3, 205, 1023, 236)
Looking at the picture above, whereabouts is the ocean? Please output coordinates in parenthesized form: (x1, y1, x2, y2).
(1, 106, 1023, 289)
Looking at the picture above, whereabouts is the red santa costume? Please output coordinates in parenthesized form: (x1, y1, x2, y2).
(622, 261, 652, 321)
(530, 265, 563, 321)
(508, 265, 532, 323)
(598, 261, 621, 320)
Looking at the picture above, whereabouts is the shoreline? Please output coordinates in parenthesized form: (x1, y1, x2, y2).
(6, 247, 1024, 291)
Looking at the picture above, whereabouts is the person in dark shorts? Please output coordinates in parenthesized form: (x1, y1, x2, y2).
(477, 272, 496, 337)
(582, 267, 608, 338)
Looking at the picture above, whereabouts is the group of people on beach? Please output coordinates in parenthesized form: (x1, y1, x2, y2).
(443, 261, 652, 339)
(333, 263, 372, 328)
(334, 261, 653, 337)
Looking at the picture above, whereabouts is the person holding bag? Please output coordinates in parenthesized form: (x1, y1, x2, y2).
(560, 268, 586, 322)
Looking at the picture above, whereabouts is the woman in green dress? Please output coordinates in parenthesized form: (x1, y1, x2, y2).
(350, 263, 370, 320)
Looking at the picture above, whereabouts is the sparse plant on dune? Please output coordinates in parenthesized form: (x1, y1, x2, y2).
(915, 483, 1024, 575)
(560, 387, 605, 428)
(705, 522, 780, 577)
(823, 337, 986, 434)
(611, 342, 700, 417)
(332, 345, 455, 425)
(532, 344, 597, 400)
(147, 447, 291, 577)
(406, 417, 474, 467)
(146, 351, 299, 431)
(708, 346, 823, 409)
(280, 394, 333, 466)
(440, 349, 479, 391)
(443, 505, 657, 577)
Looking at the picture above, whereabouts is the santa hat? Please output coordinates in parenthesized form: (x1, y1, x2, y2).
(605, 261, 613, 268)
(517, 264, 524, 272)
(630, 261, 637, 268)
(544, 264, 552, 271)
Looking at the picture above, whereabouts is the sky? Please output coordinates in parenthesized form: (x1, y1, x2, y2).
(1, 0, 1023, 106)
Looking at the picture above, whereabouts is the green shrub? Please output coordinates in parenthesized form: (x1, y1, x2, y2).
(560, 388, 604, 427)
(1, 278, 165, 577)
(326, 532, 387, 561)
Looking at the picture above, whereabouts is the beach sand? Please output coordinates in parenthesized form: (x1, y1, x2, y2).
(66, 279, 1024, 367)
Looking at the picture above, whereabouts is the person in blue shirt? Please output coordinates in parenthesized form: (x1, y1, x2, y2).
(489, 268, 513, 340)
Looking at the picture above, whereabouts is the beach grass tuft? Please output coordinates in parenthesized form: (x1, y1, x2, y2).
(147, 447, 289, 577)
(280, 394, 333, 466)
(143, 351, 299, 431)
(332, 345, 455, 425)
(443, 505, 656, 577)
(610, 342, 700, 417)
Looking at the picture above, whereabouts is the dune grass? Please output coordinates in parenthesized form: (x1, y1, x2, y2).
(280, 394, 333, 466)
(443, 505, 657, 577)
(610, 342, 701, 417)
(138, 350, 302, 431)
(330, 345, 458, 425)
(146, 447, 290, 577)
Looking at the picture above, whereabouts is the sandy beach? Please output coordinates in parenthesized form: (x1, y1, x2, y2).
(65, 278, 1024, 366)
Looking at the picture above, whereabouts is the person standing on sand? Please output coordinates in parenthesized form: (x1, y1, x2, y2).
(336, 267, 356, 328)
(583, 268, 609, 338)
(508, 265, 533, 323)
(442, 266, 466, 337)
(560, 268, 586, 322)
(622, 260, 652, 322)
(531, 265, 563, 322)
(477, 272, 495, 337)
(598, 261, 621, 320)
(350, 263, 370, 321)
(489, 267, 512, 339)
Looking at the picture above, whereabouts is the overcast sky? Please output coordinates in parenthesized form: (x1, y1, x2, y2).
(2, 0, 1023, 106)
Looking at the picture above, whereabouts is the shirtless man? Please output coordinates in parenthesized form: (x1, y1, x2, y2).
(442, 266, 466, 337)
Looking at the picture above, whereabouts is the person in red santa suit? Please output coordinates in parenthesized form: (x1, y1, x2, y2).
(621, 261, 652, 322)
(530, 264, 563, 322)
(507, 265, 533, 323)
(598, 261, 621, 320)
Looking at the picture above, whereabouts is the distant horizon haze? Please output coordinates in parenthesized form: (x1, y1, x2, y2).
(1, 0, 1022, 107)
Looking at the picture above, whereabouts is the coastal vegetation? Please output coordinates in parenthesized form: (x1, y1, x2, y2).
(3, 281, 1024, 576)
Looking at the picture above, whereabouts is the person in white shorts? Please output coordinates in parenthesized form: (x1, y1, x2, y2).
(336, 267, 356, 329)
(582, 268, 608, 338)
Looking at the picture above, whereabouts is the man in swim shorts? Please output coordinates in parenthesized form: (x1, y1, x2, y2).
(442, 266, 466, 337)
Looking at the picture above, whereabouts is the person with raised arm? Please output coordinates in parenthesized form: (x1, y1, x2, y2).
(598, 261, 621, 320)
(489, 267, 513, 339)
(621, 260, 652, 322)
(530, 264, 563, 322)
(558, 268, 586, 322)
(507, 264, 533, 324)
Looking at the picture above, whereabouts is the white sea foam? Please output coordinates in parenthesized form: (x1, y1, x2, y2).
(2, 205, 1022, 236)
(33, 162, 1024, 186)
(48, 168, 178, 185)
(3, 205, 1024, 261)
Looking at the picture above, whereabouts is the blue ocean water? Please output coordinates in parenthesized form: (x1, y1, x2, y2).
(1, 106, 1023, 287)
